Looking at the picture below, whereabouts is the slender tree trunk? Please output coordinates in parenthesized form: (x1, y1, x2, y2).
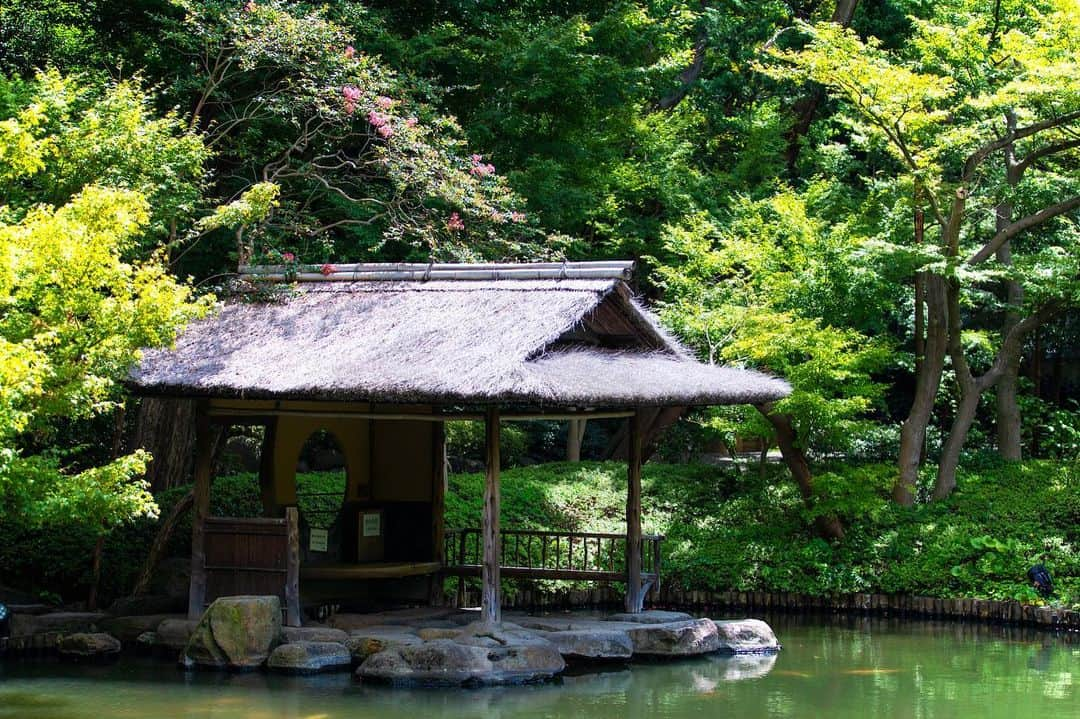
(894, 274, 948, 505)
(756, 404, 844, 540)
(933, 388, 980, 500)
(565, 419, 586, 462)
(87, 532, 106, 610)
(784, 0, 860, 173)
(130, 490, 195, 597)
(993, 144, 1026, 460)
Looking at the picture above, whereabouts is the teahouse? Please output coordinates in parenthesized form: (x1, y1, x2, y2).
(129, 261, 789, 627)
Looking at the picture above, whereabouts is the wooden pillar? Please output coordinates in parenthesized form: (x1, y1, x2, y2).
(481, 407, 501, 624)
(284, 506, 301, 627)
(625, 409, 644, 614)
(187, 406, 213, 620)
(429, 422, 447, 606)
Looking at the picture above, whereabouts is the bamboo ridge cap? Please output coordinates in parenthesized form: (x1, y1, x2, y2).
(238, 261, 635, 282)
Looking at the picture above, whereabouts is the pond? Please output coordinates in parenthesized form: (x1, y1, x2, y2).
(1, 614, 1077, 719)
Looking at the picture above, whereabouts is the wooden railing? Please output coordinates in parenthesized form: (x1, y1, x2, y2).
(444, 528, 662, 590)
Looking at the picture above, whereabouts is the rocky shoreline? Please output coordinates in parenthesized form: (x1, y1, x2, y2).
(0, 597, 780, 687)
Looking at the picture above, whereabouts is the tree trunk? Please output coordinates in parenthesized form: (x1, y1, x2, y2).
(932, 388, 980, 500)
(129, 490, 195, 597)
(784, 0, 860, 173)
(894, 274, 948, 505)
(87, 532, 106, 610)
(756, 404, 844, 540)
(132, 398, 199, 492)
(565, 419, 586, 462)
(993, 148, 1025, 460)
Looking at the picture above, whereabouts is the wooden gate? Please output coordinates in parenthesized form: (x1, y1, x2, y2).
(197, 507, 300, 626)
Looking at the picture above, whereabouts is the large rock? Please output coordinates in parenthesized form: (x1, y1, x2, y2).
(57, 632, 122, 661)
(357, 624, 565, 686)
(283, 626, 349, 644)
(626, 619, 721, 656)
(267, 641, 351, 674)
(99, 614, 183, 644)
(345, 630, 422, 663)
(155, 618, 199, 651)
(182, 596, 283, 670)
(9, 612, 106, 638)
(539, 628, 633, 660)
(713, 619, 780, 654)
(357, 639, 495, 686)
(606, 610, 694, 625)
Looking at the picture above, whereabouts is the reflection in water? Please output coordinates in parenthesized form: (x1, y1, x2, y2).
(1, 614, 1077, 719)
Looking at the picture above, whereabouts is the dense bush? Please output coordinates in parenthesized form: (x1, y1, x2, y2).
(2, 461, 1076, 609)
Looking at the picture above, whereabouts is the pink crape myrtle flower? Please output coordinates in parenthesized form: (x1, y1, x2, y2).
(342, 86, 362, 115)
(320, 263, 336, 276)
(469, 153, 495, 177)
(375, 96, 395, 109)
(405, 117, 418, 128)
(447, 212, 465, 232)
(377, 125, 394, 138)
(344, 45, 355, 59)
(281, 252, 296, 263)
(367, 110, 389, 128)
(243, 0, 257, 12)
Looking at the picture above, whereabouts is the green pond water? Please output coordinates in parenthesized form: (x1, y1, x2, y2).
(1, 614, 1077, 719)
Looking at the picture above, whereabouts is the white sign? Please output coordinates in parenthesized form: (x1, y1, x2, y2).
(309, 527, 328, 552)
(362, 512, 381, 537)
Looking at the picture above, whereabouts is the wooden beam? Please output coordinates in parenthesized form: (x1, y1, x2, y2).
(481, 407, 501, 624)
(187, 406, 213, 619)
(284, 507, 301, 627)
(625, 410, 644, 613)
(429, 422, 447, 607)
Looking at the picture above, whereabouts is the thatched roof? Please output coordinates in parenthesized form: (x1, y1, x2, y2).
(130, 262, 789, 408)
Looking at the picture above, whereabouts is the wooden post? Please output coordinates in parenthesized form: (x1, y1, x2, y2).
(187, 406, 213, 620)
(625, 410, 643, 614)
(429, 422, 447, 606)
(284, 506, 301, 627)
(481, 407, 501, 624)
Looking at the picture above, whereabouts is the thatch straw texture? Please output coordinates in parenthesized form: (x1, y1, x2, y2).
(130, 276, 789, 408)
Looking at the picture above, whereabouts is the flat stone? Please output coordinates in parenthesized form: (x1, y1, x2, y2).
(107, 594, 185, 617)
(4, 603, 52, 616)
(416, 627, 462, 640)
(357, 630, 564, 687)
(539, 628, 633, 660)
(182, 595, 283, 670)
(357, 639, 494, 686)
(155, 618, 199, 651)
(9, 612, 107, 638)
(606, 610, 694, 625)
(267, 641, 351, 674)
(282, 626, 349, 644)
(99, 614, 183, 643)
(327, 607, 463, 631)
(626, 619, 721, 656)
(713, 619, 780, 654)
(57, 632, 122, 660)
(345, 630, 423, 663)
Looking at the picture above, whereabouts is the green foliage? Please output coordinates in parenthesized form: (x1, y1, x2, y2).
(445, 421, 529, 468)
(656, 208, 893, 456)
(0, 74, 211, 533)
